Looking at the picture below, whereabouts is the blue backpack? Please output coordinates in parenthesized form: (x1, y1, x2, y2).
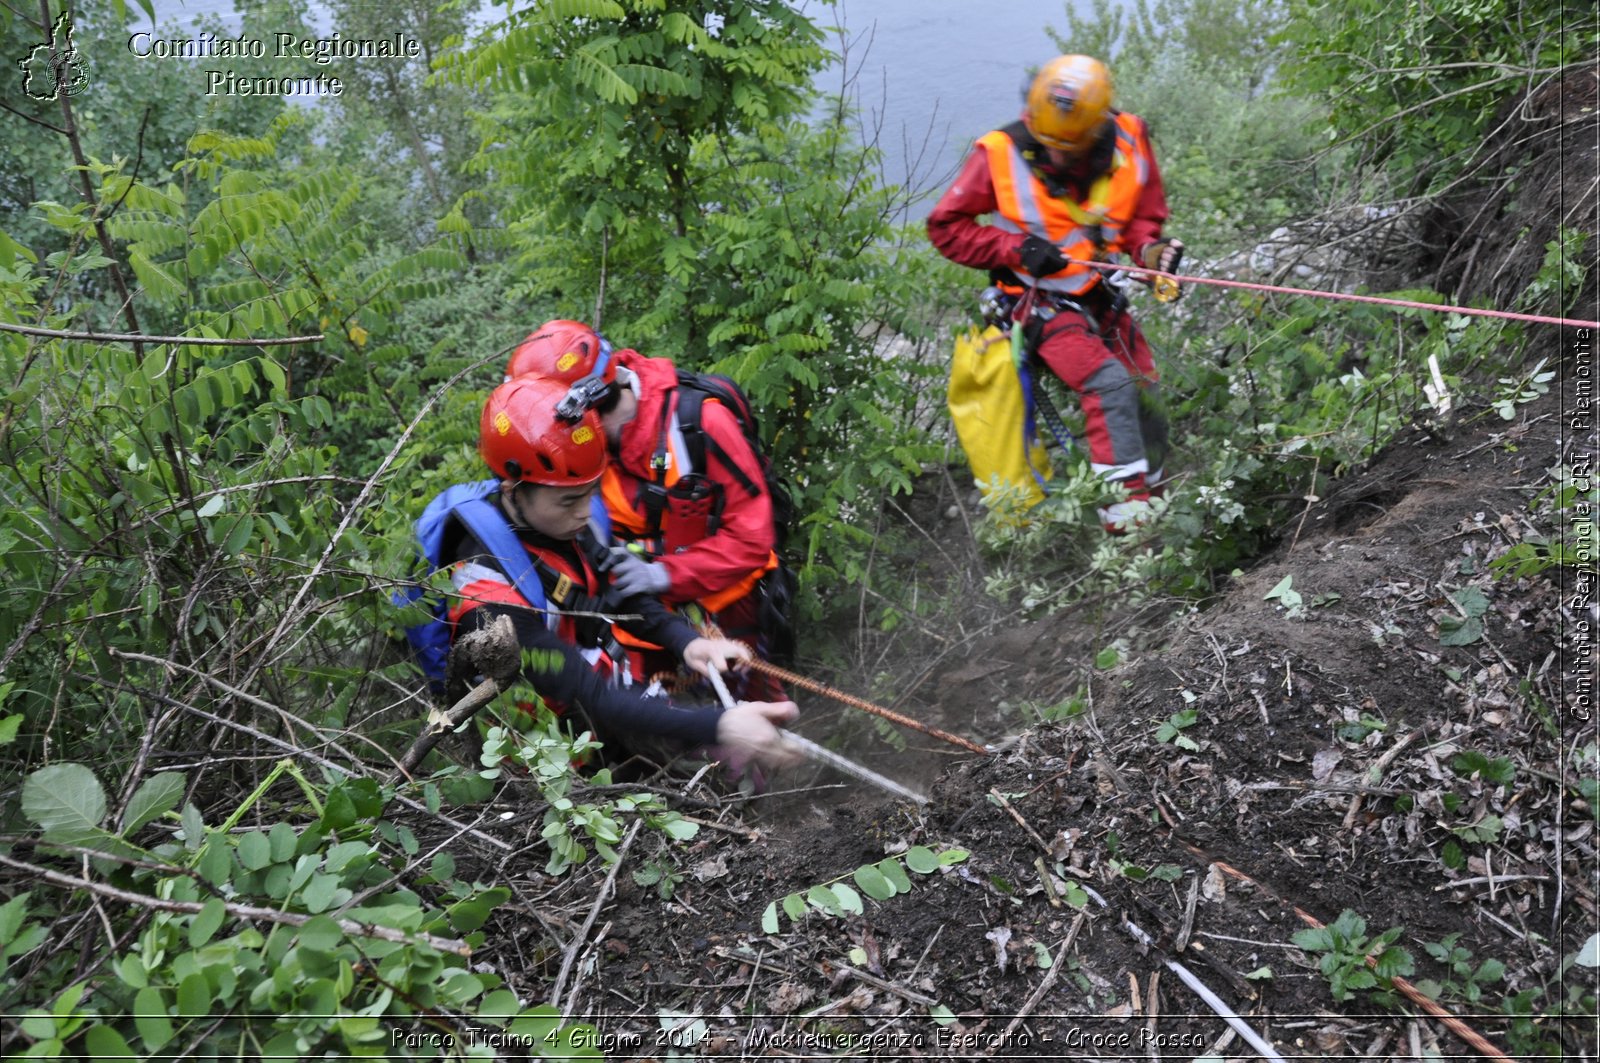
(396, 479, 612, 693)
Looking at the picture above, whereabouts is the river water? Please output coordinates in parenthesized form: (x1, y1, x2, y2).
(814, 1, 1082, 213)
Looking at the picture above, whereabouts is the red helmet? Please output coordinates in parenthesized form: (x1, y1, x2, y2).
(479, 376, 606, 486)
(505, 319, 615, 385)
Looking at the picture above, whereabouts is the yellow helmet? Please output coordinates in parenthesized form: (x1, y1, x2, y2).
(1025, 55, 1113, 151)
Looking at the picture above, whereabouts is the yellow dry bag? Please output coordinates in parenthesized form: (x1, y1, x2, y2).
(946, 324, 1051, 507)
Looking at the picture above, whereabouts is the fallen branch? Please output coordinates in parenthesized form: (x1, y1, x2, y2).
(393, 678, 501, 780)
(829, 962, 938, 1007)
(0, 320, 323, 346)
(988, 788, 1053, 854)
(1120, 915, 1287, 1063)
(551, 819, 643, 1016)
(394, 615, 522, 780)
(992, 916, 1084, 1051)
(0, 852, 469, 956)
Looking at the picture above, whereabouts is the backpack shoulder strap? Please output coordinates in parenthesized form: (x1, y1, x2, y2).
(450, 497, 550, 617)
(674, 376, 761, 498)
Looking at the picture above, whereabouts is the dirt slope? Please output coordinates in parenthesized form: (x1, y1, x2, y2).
(476, 382, 1594, 1061)
(476, 72, 1600, 1057)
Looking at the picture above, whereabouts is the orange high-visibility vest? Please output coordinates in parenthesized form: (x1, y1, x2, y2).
(979, 112, 1152, 296)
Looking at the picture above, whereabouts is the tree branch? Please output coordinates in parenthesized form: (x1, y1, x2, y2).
(0, 96, 66, 133)
(0, 851, 471, 955)
(0, 321, 324, 346)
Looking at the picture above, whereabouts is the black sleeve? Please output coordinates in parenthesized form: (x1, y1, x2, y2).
(459, 605, 724, 747)
(613, 590, 699, 658)
(443, 526, 721, 746)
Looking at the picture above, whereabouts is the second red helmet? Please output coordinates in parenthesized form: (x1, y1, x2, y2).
(505, 319, 615, 385)
(480, 376, 607, 486)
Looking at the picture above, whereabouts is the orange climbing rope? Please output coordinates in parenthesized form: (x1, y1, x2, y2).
(1068, 256, 1599, 329)
(743, 659, 990, 755)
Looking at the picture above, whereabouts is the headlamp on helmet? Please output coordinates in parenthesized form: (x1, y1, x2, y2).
(1025, 55, 1113, 152)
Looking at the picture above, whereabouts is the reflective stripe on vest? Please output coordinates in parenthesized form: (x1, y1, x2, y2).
(601, 406, 777, 614)
(980, 113, 1151, 296)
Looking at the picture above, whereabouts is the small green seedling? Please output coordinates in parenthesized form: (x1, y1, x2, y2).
(1291, 909, 1414, 1002)
(1337, 713, 1388, 743)
(1415, 933, 1506, 1003)
(1264, 574, 1306, 618)
(1491, 357, 1554, 420)
(1156, 709, 1199, 751)
(1438, 586, 1490, 646)
(1450, 750, 1515, 787)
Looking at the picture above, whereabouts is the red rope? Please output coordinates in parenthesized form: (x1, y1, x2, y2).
(1063, 256, 1599, 329)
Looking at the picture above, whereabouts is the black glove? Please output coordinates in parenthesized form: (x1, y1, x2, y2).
(1141, 238, 1185, 274)
(1018, 234, 1068, 278)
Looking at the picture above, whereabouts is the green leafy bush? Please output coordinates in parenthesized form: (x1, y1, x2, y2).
(4, 762, 594, 1058)
(444, 0, 939, 584)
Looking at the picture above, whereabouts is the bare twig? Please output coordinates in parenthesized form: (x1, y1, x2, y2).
(1288, 454, 1322, 552)
(988, 788, 1053, 854)
(0, 321, 324, 347)
(1433, 873, 1552, 892)
(994, 917, 1083, 1049)
(831, 963, 937, 1006)
(551, 819, 643, 1016)
(0, 852, 469, 955)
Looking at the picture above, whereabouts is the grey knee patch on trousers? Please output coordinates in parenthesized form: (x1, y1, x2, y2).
(1083, 359, 1144, 466)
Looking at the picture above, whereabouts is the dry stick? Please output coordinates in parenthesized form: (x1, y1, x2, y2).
(1144, 969, 1161, 1063)
(1119, 916, 1288, 1063)
(988, 788, 1053, 853)
(993, 919, 1083, 1050)
(1287, 454, 1322, 552)
(0, 851, 469, 955)
(743, 659, 989, 755)
(393, 679, 501, 780)
(1345, 728, 1425, 827)
(1432, 873, 1552, 892)
(0, 320, 324, 346)
(830, 963, 938, 1007)
(1175, 873, 1200, 953)
(1195, 854, 1515, 1063)
(551, 820, 643, 1018)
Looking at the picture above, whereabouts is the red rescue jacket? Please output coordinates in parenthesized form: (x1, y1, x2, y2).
(602, 351, 778, 613)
